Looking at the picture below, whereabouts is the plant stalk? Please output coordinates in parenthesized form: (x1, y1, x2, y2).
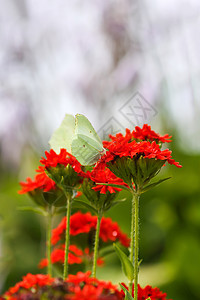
(92, 212, 102, 278)
(63, 193, 72, 280)
(129, 192, 140, 299)
(47, 207, 52, 276)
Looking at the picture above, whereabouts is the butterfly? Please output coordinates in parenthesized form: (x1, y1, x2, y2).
(49, 114, 105, 166)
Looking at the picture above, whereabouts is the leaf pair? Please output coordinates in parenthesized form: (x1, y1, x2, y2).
(96, 176, 171, 194)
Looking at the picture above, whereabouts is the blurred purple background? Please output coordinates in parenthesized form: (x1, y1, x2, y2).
(1, 0, 200, 170)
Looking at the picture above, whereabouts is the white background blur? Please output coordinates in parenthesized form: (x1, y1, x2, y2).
(0, 0, 200, 170)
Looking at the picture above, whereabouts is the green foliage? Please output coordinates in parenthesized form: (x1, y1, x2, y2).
(46, 164, 81, 191)
(81, 178, 123, 213)
(141, 177, 171, 193)
(72, 199, 98, 215)
(119, 283, 133, 300)
(113, 243, 134, 282)
(1, 129, 200, 300)
(107, 156, 166, 190)
(18, 206, 47, 216)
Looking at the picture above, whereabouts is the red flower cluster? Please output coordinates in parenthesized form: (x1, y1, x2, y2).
(66, 271, 123, 300)
(4, 273, 53, 297)
(99, 217, 129, 247)
(39, 245, 104, 269)
(39, 244, 83, 268)
(101, 127, 182, 168)
(2, 272, 124, 300)
(40, 148, 86, 177)
(107, 125, 171, 144)
(18, 149, 87, 195)
(132, 124, 172, 143)
(51, 211, 96, 245)
(51, 211, 130, 248)
(1, 273, 172, 300)
(121, 283, 172, 300)
(18, 166, 55, 194)
(39, 212, 129, 270)
(88, 167, 128, 194)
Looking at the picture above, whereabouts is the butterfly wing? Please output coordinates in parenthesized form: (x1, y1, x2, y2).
(49, 114, 75, 154)
(71, 114, 104, 165)
(71, 136, 102, 166)
(74, 114, 103, 150)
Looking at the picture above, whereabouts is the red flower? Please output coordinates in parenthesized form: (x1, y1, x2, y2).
(132, 124, 172, 143)
(3, 272, 123, 300)
(19, 149, 87, 195)
(51, 211, 97, 245)
(70, 211, 97, 236)
(69, 284, 103, 300)
(38, 258, 48, 269)
(39, 246, 105, 269)
(75, 191, 82, 198)
(121, 283, 172, 300)
(6, 273, 53, 296)
(97, 257, 104, 266)
(66, 271, 93, 285)
(40, 148, 86, 176)
(38, 244, 83, 268)
(89, 167, 128, 194)
(51, 212, 130, 248)
(102, 129, 182, 168)
(100, 217, 130, 247)
(40, 212, 129, 271)
(18, 167, 55, 194)
(66, 272, 123, 300)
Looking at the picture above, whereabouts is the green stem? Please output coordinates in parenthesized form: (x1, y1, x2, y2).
(63, 193, 72, 280)
(47, 207, 52, 276)
(129, 192, 140, 299)
(92, 212, 102, 278)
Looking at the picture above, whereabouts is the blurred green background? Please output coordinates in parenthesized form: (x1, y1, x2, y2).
(1, 1, 200, 299)
(1, 122, 200, 300)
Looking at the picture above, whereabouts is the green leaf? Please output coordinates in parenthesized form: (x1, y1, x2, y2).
(145, 298, 151, 300)
(108, 157, 133, 187)
(109, 198, 127, 208)
(99, 245, 115, 257)
(138, 259, 143, 266)
(113, 243, 134, 281)
(96, 183, 131, 192)
(55, 207, 66, 214)
(72, 200, 98, 215)
(119, 283, 133, 300)
(18, 206, 47, 216)
(142, 177, 171, 193)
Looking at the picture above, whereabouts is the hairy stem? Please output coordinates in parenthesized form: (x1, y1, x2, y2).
(47, 207, 52, 276)
(129, 192, 140, 299)
(92, 212, 102, 278)
(63, 193, 72, 280)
